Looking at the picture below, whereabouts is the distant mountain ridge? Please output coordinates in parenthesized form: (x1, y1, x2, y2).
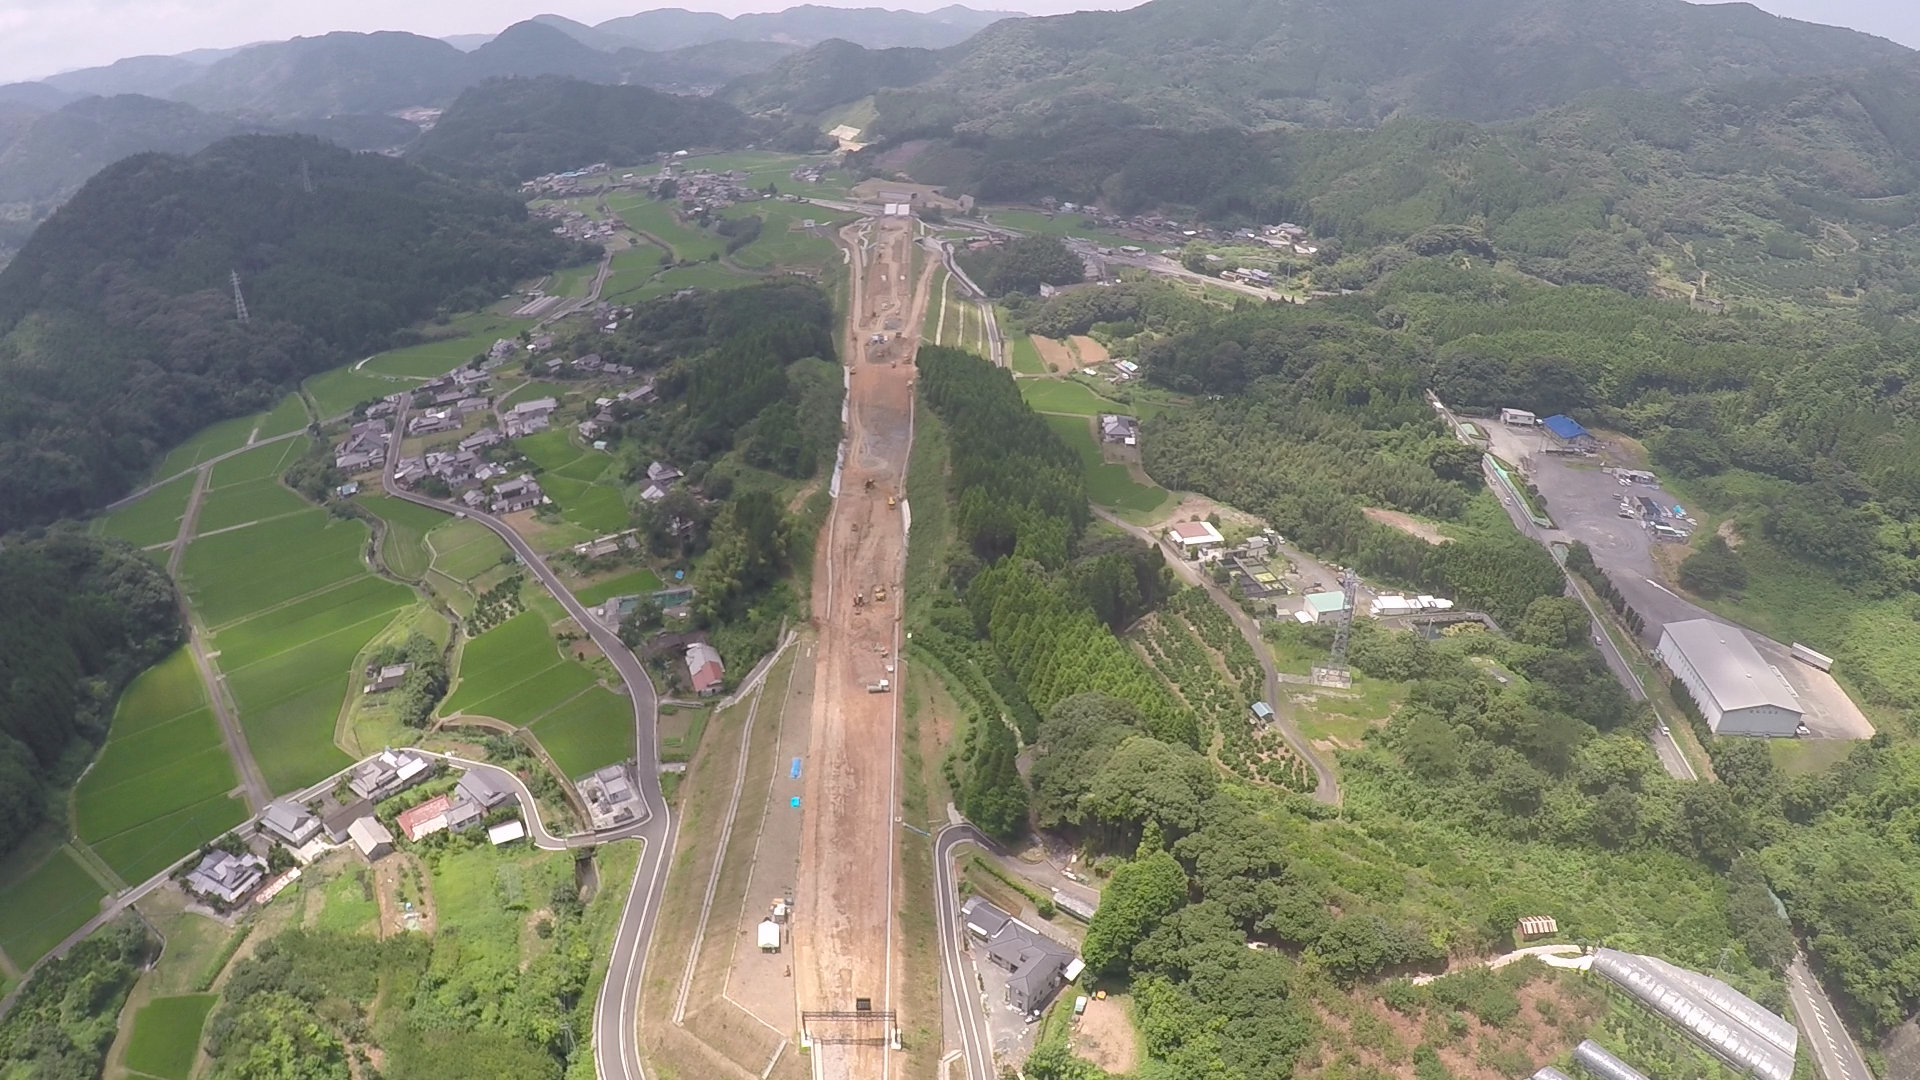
(726, 0, 1920, 135)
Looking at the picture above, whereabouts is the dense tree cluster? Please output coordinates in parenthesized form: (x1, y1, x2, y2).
(955, 235, 1086, 297)
(366, 633, 449, 729)
(0, 532, 181, 860)
(0, 917, 152, 1079)
(0, 134, 580, 530)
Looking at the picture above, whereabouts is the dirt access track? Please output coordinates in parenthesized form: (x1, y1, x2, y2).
(794, 217, 933, 1080)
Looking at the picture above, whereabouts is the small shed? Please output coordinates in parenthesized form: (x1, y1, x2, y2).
(758, 919, 782, 952)
(348, 817, 393, 861)
(487, 820, 527, 846)
(1249, 701, 1275, 725)
(1517, 915, 1559, 939)
(1500, 408, 1537, 426)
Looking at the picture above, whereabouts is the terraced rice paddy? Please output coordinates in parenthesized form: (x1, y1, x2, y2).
(195, 478, 312, 535)
(182, 511, 374, 627)
(442, 612, 629, 773)
(75, 650, 247, 885)
(94, 473, 196, 548)
(1043, 413, 1170, 514)
(1020, 377, 1133, 417)
(357, 495, 453, 579)
(515, 432, 633, 533)
(215, 573, 413, 793)
(358, 315, 533, 378)
(608, 196, 725, 261)
(150, 414, 262, 480)
(428, 519, 511, 581)
(304, 367, 414, 420)
(256, 394, 312, 439)
(124, 994, 218, 1080)
(0, 850, 106, 969)
(531, 688, 635, 777)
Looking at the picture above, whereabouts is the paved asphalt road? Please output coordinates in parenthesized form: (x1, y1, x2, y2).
(383, 400, 674, 1080)
(1789, 953, 1874, 1080)
(933, 824, 998, 1080)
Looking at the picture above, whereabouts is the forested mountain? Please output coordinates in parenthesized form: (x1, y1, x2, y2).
(736, 0, 1913, 134)
(169, 31, 476, 117)
(583, 4, 1020, 51)
(0, 135, 578, 529)
(0, 533, 180, 861)
(413, 77, 767, 182)
(42, 54, 205, 99)
(0, 95, 423, 267)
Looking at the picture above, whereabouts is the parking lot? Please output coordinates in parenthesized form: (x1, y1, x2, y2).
(1483, 420, 1872, 740)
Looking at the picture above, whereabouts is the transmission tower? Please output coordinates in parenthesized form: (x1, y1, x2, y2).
(299, 159, 313, 194)
(1312, 568, 1360, 688)
(230, 270, 249, 323)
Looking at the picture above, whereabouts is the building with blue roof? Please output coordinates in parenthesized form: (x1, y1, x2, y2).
(1542, 414, 1594, 445)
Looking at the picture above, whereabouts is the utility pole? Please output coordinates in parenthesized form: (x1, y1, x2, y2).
(230, 271, 248, 323)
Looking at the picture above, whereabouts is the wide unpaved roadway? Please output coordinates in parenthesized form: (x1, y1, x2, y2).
(794, 217, 932, 1080)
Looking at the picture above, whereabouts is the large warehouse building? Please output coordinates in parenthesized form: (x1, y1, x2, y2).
(1655, 619, 1802, 736)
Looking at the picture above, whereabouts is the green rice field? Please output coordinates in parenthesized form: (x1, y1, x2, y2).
(357, 495, 452, 579)
(1009, 332, 1047, 375)
(195, 478, 312, 535)
(94, 474, 196, 548)
(445, 611, 599, 728)
(124, 994, 217, 1080)
(428, 519, 511, 581)
(216, 577, 412, 793)
(608, 197, 725, 261)
(724, 202, 846, 270)
(575, 568, 665, 605)
(981, 207, 1140, 248)
(209, 438, 308, 488)
(182, 511, 373, 628)
(1020, 377, 1133, 417)
(532, 688, 635, 777)
(515, 432, 632, 533)
(304, 367, 413, 420)
(597, 246, 667, 303)
(0, 850, 106, 969)
(75, 649, 247, 884)
(1044, 414, 1171, 515)
(151, 414, 262, 480)
(359, 315, 533, 378)
(256, 394, 312, 439)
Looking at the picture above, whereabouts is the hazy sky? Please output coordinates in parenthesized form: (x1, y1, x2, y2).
(3, 0, 1917, 85)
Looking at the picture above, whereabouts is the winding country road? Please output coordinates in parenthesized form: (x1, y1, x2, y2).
(382, 398, 673, 1080)
(1090, 507, 1341, 805)
(932, 824, 998, 1080)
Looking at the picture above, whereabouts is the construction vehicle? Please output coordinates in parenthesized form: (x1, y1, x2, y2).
(887, 495, 897, 509)
(865, 478, 875, 492)
(853, 592, 865, 608)
(874, 584, 887, 602)
(867, 679, 891, 694)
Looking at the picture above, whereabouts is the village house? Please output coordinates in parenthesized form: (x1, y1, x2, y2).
(323, 798, 374, 843)
(364, 663, 409, 694)
(335, 419, 391, 471)
(184, 849, 269, 905)
(959, 897, 1080, 1014)
(259, 801, 321, 847)
(397, 794, 453, 842)
(686, 642, 726, 695)
(348, 749, 432, 802)
(348, 816, 393, 861)
(1098, 414, 1139, 446)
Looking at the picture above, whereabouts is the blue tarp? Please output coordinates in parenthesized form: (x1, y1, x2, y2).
(791, 757, 803, 779)
(1542, 414, 1589, 440)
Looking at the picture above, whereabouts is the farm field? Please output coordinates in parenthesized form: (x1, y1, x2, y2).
(151, 413, 261, 480)
(608, 196, 726, 262)
(124, 994, 217, 1080)
(359, 315, 533, 378)
(575, 568, 665, 605)
(358, 494, 453, 579)
(981, 206, 1141, 248)
(255, 394, 312, 439)
(531, 687, 635, 777)
(726, 202, 847, 270)
(428, 518, 510, 581)
(217, 579, 412, 794)
(515, 432, 632, 534)
(599, 245, 668, 302)
(209, 437, 308, 488)
(1020, 377, 1133, 417)
(922, 269, 951, 342)
(94, 473, 196, 548)
(1043, 414, 1170, 514)
(0, 849, 106, 970)
(1009, 331, 1046, 374)
(181, 511, 374, 627)
(304, 366, 413, 421)
(628, 261, 759, 302)
(74, 650, 246, 884)
(550, 260, 601, 298)
(195, 478, 311, 535)
(444, 610, 598, 726)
